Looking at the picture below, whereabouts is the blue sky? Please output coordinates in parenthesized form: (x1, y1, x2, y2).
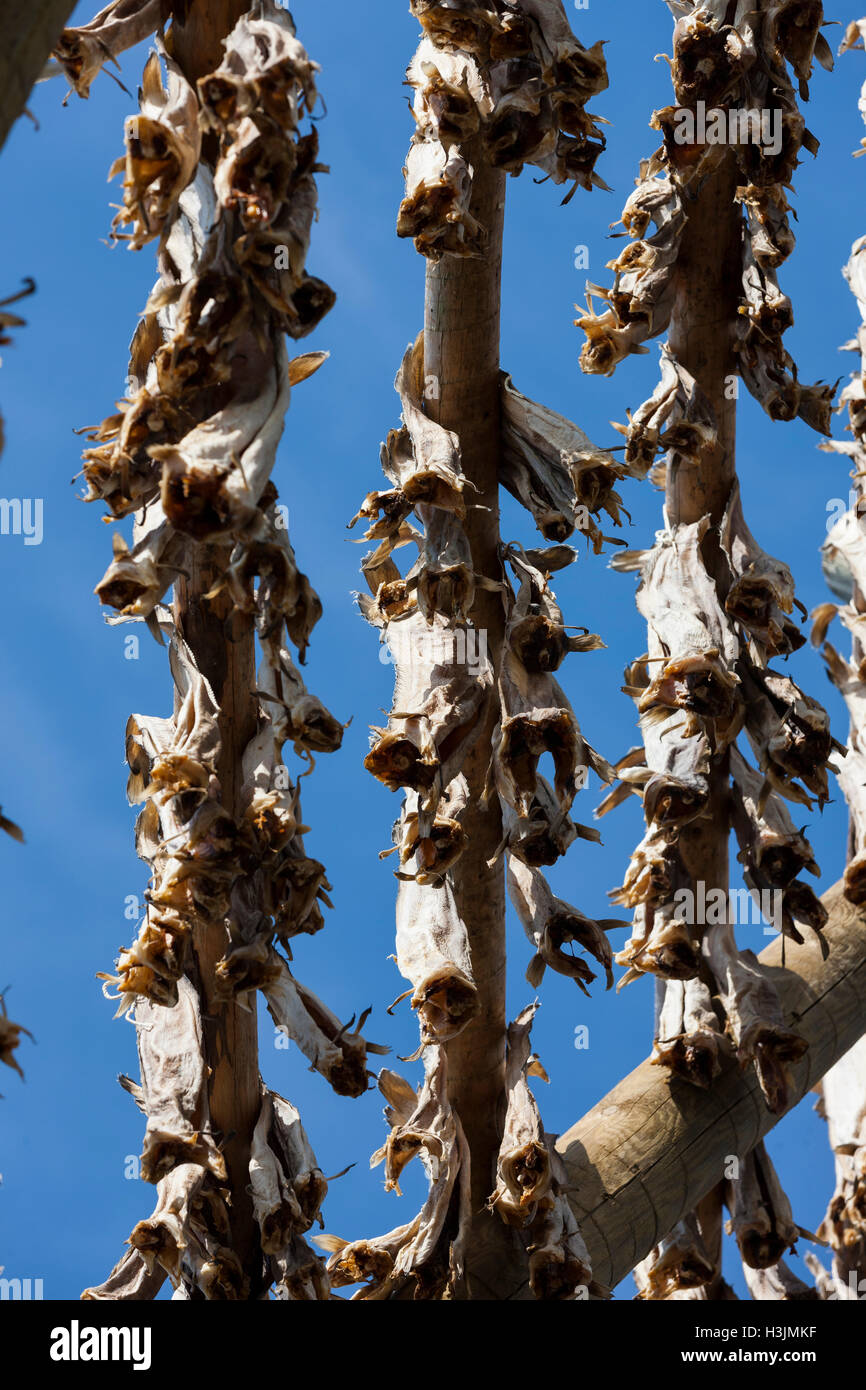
(0, 1, 862, 1300)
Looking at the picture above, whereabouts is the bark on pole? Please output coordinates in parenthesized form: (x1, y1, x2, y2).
(557, 880, 866, 1295)
(170, 0, 260, 1276)
(0, 0, 76, 151)
(663, 149, 742, 1298)
(422, 149, 521, 1298)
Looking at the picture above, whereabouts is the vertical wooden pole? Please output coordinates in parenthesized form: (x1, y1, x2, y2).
(171, 0, 261, 1285)
(423, 147, 527, 1298)
(0, 0, 76, 151)
(665, 148, 742, 1297)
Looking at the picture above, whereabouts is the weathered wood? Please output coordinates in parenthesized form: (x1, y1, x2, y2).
(171, 0, 261, 1282)
(0, 0, 77, 151)
(557, 880, 866, 1294)
(422, 146, 524, 1298)
(663, 147, 742, 1299)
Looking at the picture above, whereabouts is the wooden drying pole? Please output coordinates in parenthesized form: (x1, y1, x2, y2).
(422, 141, 525, 1300)
(0, 0, 76, 150)
(170, 0, 261, 1279)
(662, 148, 743, 1296)
(556, 880, 866, 1295)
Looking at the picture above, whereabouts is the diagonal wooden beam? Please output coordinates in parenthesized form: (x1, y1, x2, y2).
(0, 1, 77, 152)
(557, 881, 866, 1294)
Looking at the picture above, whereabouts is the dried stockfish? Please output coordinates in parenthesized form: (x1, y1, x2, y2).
(108, 43, 200, 251)
(725, 1141, 802, 1269)
(394, 876, 478, 1047)
(318, 1047, 470, 1299)
(652, 975, 731, 1090)
(706, 920, 807, 1114)
(506, 855, 618, 992)
(263, 951, 388, 1099)
(634, 1214, 715, 1299)
(489, 1004, 595, 1300)
(52, 0, 162, 98)
(500, 372, 626, 549)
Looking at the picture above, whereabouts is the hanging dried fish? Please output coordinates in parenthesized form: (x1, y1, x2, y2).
(724, 1140, 803, 1268)
(489, 1004, 595, 1299)
(500, 373, 626, 549)
(109, 43, 200, 251)
(652, 975, 731, 1090)
(263, 951, 387, 1099)
(318, 1048, 470, 1299)
(634, 1214, 715, 1299)
(52, 0, 162, 98)
(506, 855, 618, 992)
(399, 0, 607, 258)
(82, 3, 380, 1302)
(706, 919, 807, 1113)
(815, 1036, 866, 1295)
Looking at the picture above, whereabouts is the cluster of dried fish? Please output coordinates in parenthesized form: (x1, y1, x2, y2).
(803, 26, 866, 1303)
(318, 0, 617, 1300)
(580, 0, 834, 434)
(333, 348, 621, 1298)
(815, 233, 866, 904)
(806, 1037, 866, 1299)
(602, 507, 830, 1115)
(577, 3, 838, 1301)
(588, 4, 836, 1126)
(398, 0, 609, 257)
(77, 2, 379, 1301)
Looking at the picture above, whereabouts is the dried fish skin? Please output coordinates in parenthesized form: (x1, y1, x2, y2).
(743, 1258, 819, 1301)
(0, 993, 30, 1081)
(408, 37, 491, 145)
(707, 922, 807, 1113)
(398, 140, 486, 260)
(128, 1162, 248, 1300)
(365, 609, 493, 818)
(249, 1088, 327, 1255)
(507, 855, 617, 992)
(618, 345, 716, 480)
(155, 330, 293, 542)
(721, 480, 805, 659)
(494, 646, 611, 822)
(95, 511, 187, 619)
(402, 0, 607, 256)
(742, 665, 841, 812)
(615, 899, 702, 987)
(109, 46, 201, 252)
(578, 169, 685, 377)
(134, 977, 226, 1184)
(395, 876, 478, 1045)
(81, 1248, 167, 1302)
(634, 1214, 715, 1299)
(394, 777, 470, 885)
(263, 951, 385, 1099)
(409, 504, 475, 623)
(498, 775, 582, 868)
(502, 545, 598, 674)
(381, 338, 469, 514)
(197, 0, 320, 136)
(652, 976, 731, 1090)
(488, 1003, 594, 1299)
(816, 1037, 866, 1283)
(52, 0, 162, 99)
(488, 1004, 552, 1227)
(730, 745, 824, 943)
(500, 372, 626, 547)
(322, 1047, 470, 1299)
(725, 1141, 800, 1269)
